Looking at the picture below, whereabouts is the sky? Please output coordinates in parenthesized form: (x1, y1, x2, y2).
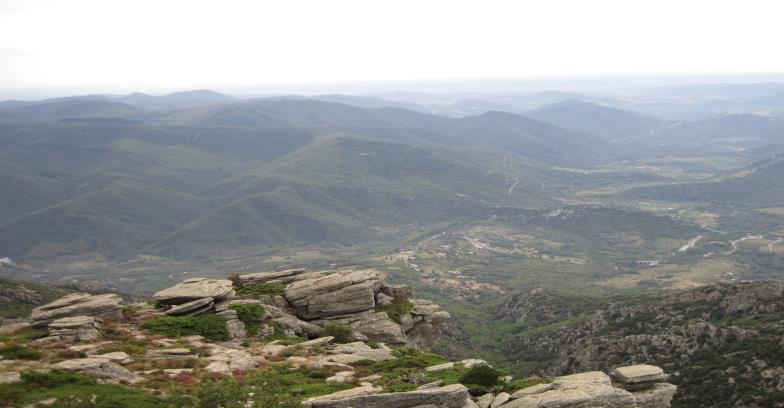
(1, 0, 784, 96)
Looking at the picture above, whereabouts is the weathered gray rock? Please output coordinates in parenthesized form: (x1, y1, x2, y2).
(285, 270, 385, 319)
(418, 380, 444, 390)
(204, 344, 257, 374)
(95, 351, 133, 364)
(0, 372, 20, 384)
(258, 294, 297, 314)
(375, 292, 394, 308)
(510, 383, 554, 398)
(326, 370, 355, 383)
(236, 268, 307, 286)
(328, 342, 394, 361)
(30, 294, 123, 328)
(426, 359, 488, 372)
(490, 392, 510, 408)
(264, 305, 325, 337)
(302, 384, 383, 407)
(225, 319, 246, 341)
(503, 369, 675, 408)
(47, 316, 102, 341)
(611, 364, 666, 390)
(152, 278, 234, 305)
(165, 297, 214, 316)
(631, 383, 677, 408)
(476, 393, 495, 408)
(53, 358, 139, 383)
(302, 383, 469, 408)
(405, 299, 450, 350)
(381, 284, 413, 299)
(314, 311, 407, 344)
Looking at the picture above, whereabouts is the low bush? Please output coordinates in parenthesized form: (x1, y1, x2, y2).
(323, 323, 354, 343)
(0, 344, 42, 360)
(459, 364, 503, 390)
(229, 303, 265, 322)
(141, 315, 229, 341)
(376, 300, 414, 324)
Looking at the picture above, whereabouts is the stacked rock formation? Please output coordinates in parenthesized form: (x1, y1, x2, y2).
(457, 365, 675, 408)
(30, 293, 123, 328)
(236, 268, 450, 349)
(47, 316, 102, 341)
(152, 277, 245, 338)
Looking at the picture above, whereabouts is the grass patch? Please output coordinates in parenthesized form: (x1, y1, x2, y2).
(141, 315, 229, 341)
(0, 344, 42, 360)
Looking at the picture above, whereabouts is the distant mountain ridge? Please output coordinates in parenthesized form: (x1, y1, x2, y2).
(527, 99, 660, 139)
(0, 97, 625, 263)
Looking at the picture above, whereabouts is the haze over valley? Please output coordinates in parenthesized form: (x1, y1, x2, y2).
(2, 1, 784, 407)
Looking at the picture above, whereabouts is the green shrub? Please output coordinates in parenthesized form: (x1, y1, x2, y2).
(229, 303, 265, 337)
(141, 315, 229, 341)
(371, 348, 448, 372)
(235, 283, 286, 297)
(376, 300, 414, 324)
(366, 340, 380, 349)
(350, 359, 376, 367)
(229, 303, 265, 322)
(323, 323, 354, 343)
(459, 364, 502, 387)
(300, 367, 333, 379)
(0, 344, 42, 360)
(196, 377, 248, 408)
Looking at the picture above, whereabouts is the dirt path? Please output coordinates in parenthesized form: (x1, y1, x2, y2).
(508, 178, 519, 197)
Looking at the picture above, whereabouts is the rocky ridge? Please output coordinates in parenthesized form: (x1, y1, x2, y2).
(0, 268, 676, 407)
(495, 281, 784, 407)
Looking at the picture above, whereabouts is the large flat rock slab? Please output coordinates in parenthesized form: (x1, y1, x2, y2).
(302, 383, 468, 408)
(153, 278, 234, 305)
(31, 293, 123, 328)
(285, 270, 385, 319)
(53, 357, 139, 384)
(611, 364, 666, 390)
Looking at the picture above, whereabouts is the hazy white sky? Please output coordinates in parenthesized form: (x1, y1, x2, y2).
(1, 0, 784, 94)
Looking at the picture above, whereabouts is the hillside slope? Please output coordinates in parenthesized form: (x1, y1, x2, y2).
(493, 282, 784, 407)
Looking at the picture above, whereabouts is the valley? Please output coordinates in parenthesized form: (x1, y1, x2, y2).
(1, 84, 783, 407)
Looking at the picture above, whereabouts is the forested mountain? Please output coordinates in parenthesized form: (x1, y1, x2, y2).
(0, 98, 623, 262)
(527, 100, 660, 139)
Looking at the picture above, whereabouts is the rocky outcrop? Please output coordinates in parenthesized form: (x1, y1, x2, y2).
(302, 383, 470, 408)
(47, 316, 102, 341)
(54, 357, 140, 384)
(30, 293, 123, 328)
(497, 369, 674, 408)
(165, 297, 214, 316)
(495, 282, 784, 407)
(234, 268, 449, 349)
(285, 269, 386, 319)
(152, 278, 234, 305)
(611, 365, 666, 391)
